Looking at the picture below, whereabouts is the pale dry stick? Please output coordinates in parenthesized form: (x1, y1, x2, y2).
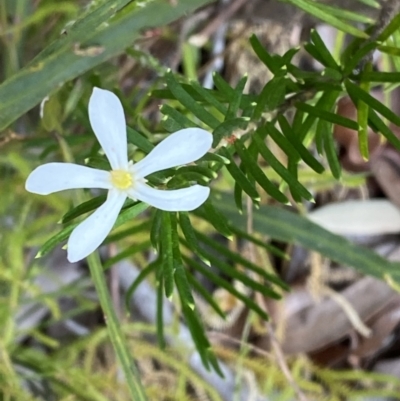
(308, 252, 372, 338)
(208, 330, 272, 358)
(264, 319, 309, 401)
(245, 197, 309, 401)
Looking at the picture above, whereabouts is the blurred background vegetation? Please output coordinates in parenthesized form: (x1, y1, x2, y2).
(2, 0, 400, 400)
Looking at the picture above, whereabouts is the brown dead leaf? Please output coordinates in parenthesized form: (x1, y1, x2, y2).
(280, 277, 397, 354)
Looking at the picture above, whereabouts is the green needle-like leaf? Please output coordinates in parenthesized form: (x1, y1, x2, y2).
(201, 200, 233, 239)
(284, 0, 368, 38)
(161, 212, 175, 299)
(187, 274, 226, 319)
(234, 139, 288, 204)
(253, 77, 287, 120)
(277, 116, 325, 173)
(252, 131, 313, 201)
(346, 79, 400, 128)
(190, 79, 228, 115)
(220, 147, 260, 202)
(249, 34, 282, 74)
(127, 127, 154, 153)
(295, 102, 359, 130)
(183, 255, 269, 320)
(368, 109, 400, 151)
(61, 194, 106, 224)
(309, 29, 340, 70)
(165, 71, 220, 129)
(37, 202, 148, 258)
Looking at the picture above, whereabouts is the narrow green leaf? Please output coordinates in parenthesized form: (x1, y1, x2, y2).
(212, 72, 236, 98)
(200, 247, 281, 299)
(176, 165, 217, 180)
(298, 113, 317, 141)
(253, 77, 286, 120)
(252, 131, 313, 201)
(187, 274, 226, 319)
(160, 104, 197, 130)
(196, 230, 289, 291)
(36, 224, 76, 259)
(226, 75, 248, 121)
(234, 181, 243, 213)
(262, 123, 300, 161)
(161, 212, 175, 298)
(202, 200, 233, 238)
(284, 0, 368, 38)
(227, 224, 289, 260)
(360, 71, 400, 83)
(127, 127, 154, 153)
(277, 116, 325, 173)
(37, 201, 148, 258)
(179, 211, 210, 265)
(311, 1, 374, 23)
(150, 209, 163, 250)
(314, 90, 340, 155)
(249, 34, 281, 74)
(212, 117, 249, 147)
(202, 152, 230, 165)
(368, 109, 400, 151)
(183, 255, 269, 320)
(377, 45, 400, 57)
(343, 42, 377, 76)
(0, 0, 215, 131)
(165, 71, 220, 129)
(234, 139, 288, 204)
(175, 263, 195, 310)
(215, 192, 400, 281)
(358, 66, 371, 160)
(345, 79, 400, 127)
(323, 126, 342, 179)
(377, 11, 400, 42)
(309, 29, 340, 69)
(156, 265, 166, 349)
(181, 304, 211, 368)
(115, 202, 149, 227)
(295, 102, 359, 130)
(190, 79, 228, 115)
(315, 118, 328, 155)
(220, 147, 260, 202)
(322, 67, 343, 81)
(61, 194, 106, 224)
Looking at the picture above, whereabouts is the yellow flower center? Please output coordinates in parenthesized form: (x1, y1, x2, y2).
(110, 170, 133, 189)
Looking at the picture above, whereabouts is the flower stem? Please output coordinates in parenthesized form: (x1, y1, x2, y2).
(87, 252, 148, 401)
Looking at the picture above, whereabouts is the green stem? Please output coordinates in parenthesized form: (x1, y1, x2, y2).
(87, 252, 148, 401)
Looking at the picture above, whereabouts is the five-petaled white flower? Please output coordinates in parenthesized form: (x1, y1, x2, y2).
(26, 87, 212, 263)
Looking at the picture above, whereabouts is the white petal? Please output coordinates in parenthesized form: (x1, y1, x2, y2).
(67, 190, 126, 262)
(26, 163, 112, 195)
(132, 128, 212, 179)
(128, 181, 210, 211)
(89, 87, 128, 170)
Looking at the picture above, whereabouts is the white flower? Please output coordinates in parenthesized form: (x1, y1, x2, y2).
(26, 87, 212, 263)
